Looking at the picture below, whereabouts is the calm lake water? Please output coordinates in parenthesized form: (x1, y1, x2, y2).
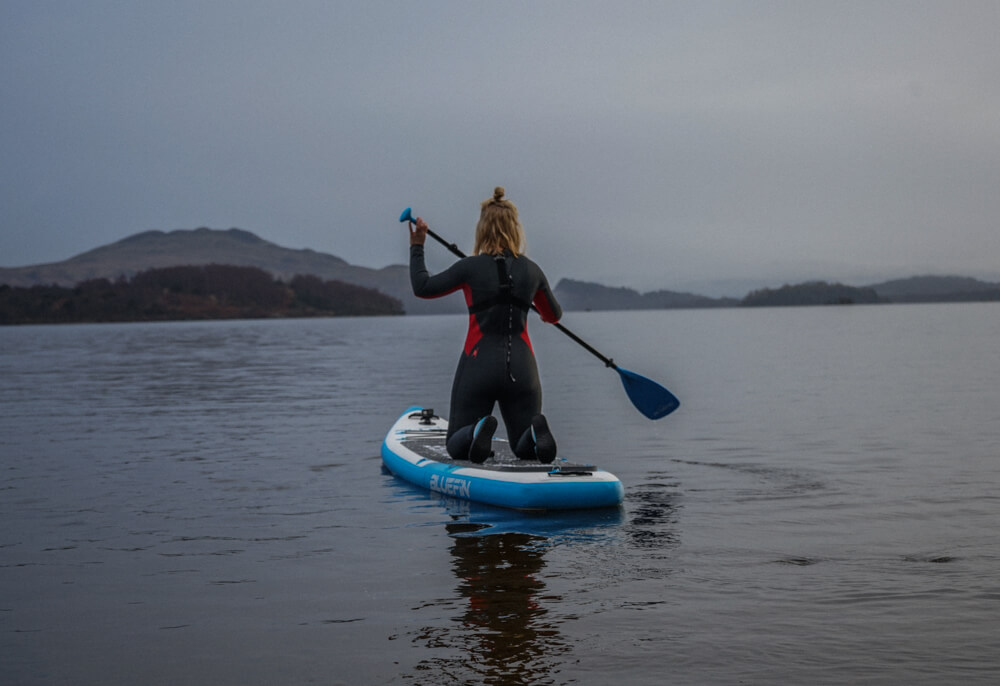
(2, 304, 999, 685)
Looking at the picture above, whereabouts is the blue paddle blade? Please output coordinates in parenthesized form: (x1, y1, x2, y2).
(399, 207, 414, 223)
(616, 367, 680, 419)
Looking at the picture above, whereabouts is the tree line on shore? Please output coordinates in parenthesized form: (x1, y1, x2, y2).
(740, 279, 1000, 306)
(556, 276, 1000, 310)
(5, 264, 999, 325)
(0, 264, 403, 325)
(740, 281, 881, 307)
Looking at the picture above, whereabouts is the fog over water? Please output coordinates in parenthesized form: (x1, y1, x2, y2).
(3, 2, 999, 295)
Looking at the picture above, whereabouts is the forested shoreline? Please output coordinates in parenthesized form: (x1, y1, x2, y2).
(0, 264, 403, 325)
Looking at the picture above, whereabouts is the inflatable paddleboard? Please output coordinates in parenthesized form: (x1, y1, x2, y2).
(381, 407, 624, 511)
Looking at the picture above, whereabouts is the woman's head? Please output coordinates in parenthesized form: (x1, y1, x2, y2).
(474, 186, 525, 256)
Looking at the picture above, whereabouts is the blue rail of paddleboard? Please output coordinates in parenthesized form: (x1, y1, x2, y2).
(381, 441, 623, 511)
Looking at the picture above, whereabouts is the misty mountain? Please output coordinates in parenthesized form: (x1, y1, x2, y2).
(868, 275, 1000, 302)
(553, 279, 737, 311)
(736, 276, 1000, 307)
(0, 228, 463, 315)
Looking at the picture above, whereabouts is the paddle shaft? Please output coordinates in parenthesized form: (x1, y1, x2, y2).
(422, 227, 619, 370)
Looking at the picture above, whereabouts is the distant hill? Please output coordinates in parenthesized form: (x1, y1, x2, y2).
(0, 228, 463, 315)
(554, 278, 737, 311)
(868, 275, 1000, 303)
(737, 276, 1000, 307)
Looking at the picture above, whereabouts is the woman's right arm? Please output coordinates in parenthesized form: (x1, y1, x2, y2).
(409, 222, 468, 299)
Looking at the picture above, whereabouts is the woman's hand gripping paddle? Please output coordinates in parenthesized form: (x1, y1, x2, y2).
(399, 207, 679, 419)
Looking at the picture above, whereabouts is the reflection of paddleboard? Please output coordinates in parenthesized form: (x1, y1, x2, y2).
(384, 476, 627, 538)
(381, 407, 624, 511)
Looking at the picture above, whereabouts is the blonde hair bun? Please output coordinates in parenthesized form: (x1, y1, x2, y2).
(475, 186, 524, 256)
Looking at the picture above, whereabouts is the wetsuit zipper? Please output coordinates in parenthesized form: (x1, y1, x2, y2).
(496, 255, 516, 383)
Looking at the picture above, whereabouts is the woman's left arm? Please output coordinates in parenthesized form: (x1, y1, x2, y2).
(533, 273, 562, 323)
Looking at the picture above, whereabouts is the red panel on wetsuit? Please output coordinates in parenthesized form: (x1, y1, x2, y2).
(533, 290, 560, 323)
(463, 285, 483, 356)
(465, 315, 484, 355)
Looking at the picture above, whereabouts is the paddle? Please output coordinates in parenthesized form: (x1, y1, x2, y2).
(399, 207, 680, 419)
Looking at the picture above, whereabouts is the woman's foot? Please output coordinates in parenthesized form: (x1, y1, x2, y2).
(530, 415, 557, 464)
(469, 415, 498, 464)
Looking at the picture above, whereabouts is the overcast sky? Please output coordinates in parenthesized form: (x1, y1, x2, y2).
(2, 1, 998, 295)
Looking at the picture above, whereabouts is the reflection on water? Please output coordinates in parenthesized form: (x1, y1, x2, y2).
(405, 525, 561, 684)
(395, 489, 629, 685)
(393, 480, 682, 685)
(383, 466, 683, 682)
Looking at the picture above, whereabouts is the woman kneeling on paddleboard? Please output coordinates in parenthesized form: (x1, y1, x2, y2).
(409, 187, 563, 464)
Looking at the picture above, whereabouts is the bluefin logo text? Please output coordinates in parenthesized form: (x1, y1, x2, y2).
(429, 474, 471, 498)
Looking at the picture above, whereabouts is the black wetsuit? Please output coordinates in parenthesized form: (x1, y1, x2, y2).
(410, 244, 562, 460)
